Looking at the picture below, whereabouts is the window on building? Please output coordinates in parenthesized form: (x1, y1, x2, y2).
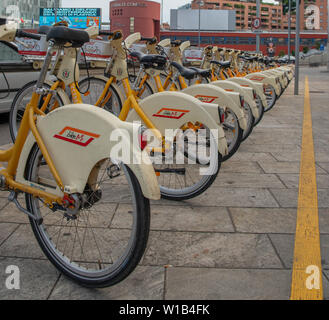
(130, 17, 134, 34)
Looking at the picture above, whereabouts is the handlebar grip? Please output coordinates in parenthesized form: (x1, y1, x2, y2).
(141, 37, 157, 44)
(16, 29, 41, 40)
(99, 30, 114, 36)
(112, 30, 122, 40)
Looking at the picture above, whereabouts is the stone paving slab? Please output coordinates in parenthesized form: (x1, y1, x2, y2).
(49, 266, 165, 300)
(114, 204, 235, 232)
(0, 257, 59, 300)
(142, 231, 283, 269)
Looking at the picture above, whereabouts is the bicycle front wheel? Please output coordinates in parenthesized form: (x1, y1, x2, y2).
(241, 101, 255, 141)
(25, 144, 150, 288)
(78, 77, 123, 116)
(154, 125, 221, 201)
(253, 94, 265, 126)
(9, 81, 64, 142)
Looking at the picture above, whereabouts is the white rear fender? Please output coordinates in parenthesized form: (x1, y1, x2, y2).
(226, 77, 267, 108)
(158, 38, 171, 47)
(15, 104, 160, 200)
(245, 73, 281, 96)
(181, 84, 247, 130)
(211, 80, 259, 119)
(124, 32, 141, 49)
(126, 91, 228, 156)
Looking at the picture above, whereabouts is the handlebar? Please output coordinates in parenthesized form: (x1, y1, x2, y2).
(99, 30, 122, 40)
(99, 30, 114, 36)
(141, 37, 157, 44)
(16, 29, 41, 40)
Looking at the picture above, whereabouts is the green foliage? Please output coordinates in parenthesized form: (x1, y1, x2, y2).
(302, 46, 309, 54)
(282, 0, 297, 15)
(315, 41, 321, 50)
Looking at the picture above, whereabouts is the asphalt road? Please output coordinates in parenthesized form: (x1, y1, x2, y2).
(0, 113, 11, 146)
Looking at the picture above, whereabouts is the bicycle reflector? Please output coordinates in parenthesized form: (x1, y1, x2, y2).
(252, 89, 257, 100)
(239, 94, 244, 108)
(138, 126, 148, 151)
(218, 107, 225, 123)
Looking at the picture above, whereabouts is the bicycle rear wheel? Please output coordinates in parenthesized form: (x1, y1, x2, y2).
(25, 144, 150, 288)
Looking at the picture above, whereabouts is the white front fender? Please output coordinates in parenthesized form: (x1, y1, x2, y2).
(225, 77, 267, 109)
(181, 84, 247, 130)
(126, 91, 228, 156)
(15, 104, 161, 200)
(245, 73, 281, 96)
(211, 80, 259, 119)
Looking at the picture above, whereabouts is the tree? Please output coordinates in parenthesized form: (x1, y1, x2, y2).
(282, 0, 297, 15)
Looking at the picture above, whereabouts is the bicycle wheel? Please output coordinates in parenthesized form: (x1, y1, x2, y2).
(222, 107, 243, 161)
(253, 94, 265, 126)
(78, 77, 122, 116)
(264, 84, 277, 112)
(153, 125, 221, 201)
(9, 81, 64, 142)
(25, 144, 150, 288)
(127, 74, 154, 99)
(241, 101, 255, 141)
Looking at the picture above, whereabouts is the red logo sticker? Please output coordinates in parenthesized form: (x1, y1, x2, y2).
(249, 76, 264, 81)
(194, 95, 218, 103)
(153, 108, 190, 119)
(54, 126, 100, 147)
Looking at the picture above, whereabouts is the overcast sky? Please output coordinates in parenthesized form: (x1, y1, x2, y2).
(61, 0, 277, 24)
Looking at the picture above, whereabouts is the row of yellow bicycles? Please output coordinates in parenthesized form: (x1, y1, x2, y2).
(1, 20, 294, 287)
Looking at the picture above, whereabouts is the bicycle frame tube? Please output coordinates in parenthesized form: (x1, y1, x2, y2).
(119, 78, 162, 141)
(0, 46, 65, 204)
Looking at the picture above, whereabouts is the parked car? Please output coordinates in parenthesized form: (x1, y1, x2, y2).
(0, 41, 39, 113)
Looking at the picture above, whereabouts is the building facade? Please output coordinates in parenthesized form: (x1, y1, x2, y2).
(190, 0, 327, 32)
(0, 0, 61, 27)
(170, 8, 236, 31)
(110, 0, 160, 39)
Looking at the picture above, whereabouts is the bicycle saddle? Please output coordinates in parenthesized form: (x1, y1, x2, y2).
(189, 67, 212, 78)
(38, 25, 52, 35)
(170, 62, 197, 80)
(46, 26, 90, 47)
(210, 60, 231, 68)
(171, 40, 182, 47)
(130, 51, 167, 70)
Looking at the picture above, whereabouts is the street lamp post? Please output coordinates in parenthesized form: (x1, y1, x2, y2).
(288, 0, 291, 62)
(256, 0, 260, 52)
(294, 0, 300, 95)
(198, 0, 204, 49)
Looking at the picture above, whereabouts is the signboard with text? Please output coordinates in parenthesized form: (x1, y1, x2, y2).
(39, 8, 101, 29)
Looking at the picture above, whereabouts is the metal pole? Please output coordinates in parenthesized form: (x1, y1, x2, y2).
(54, 0, 58, 23)
(327, 0, 329, 71)
(161, 0, 163, 25)
(294, 0, 300, 95)
(288, 0, 291, 61)
(256, 0, 260, 52)
(198, 2, 201, 49)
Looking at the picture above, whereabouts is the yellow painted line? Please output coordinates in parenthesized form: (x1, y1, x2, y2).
(290, 76, 323, 300)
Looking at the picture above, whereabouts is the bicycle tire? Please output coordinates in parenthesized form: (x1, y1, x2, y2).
(253, 95, 265, 126)
(241, 101, 255, 141)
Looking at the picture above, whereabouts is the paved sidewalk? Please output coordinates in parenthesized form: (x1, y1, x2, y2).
(0, 66, 329, 300)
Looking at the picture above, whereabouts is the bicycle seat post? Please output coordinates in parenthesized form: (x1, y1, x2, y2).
(35, 41, 55, 93)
